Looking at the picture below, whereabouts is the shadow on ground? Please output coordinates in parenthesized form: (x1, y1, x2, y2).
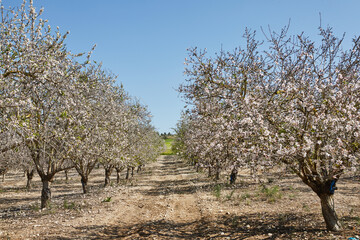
(42, 212, 351, 240)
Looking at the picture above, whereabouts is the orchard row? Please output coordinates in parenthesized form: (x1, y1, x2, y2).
(0, 1, 163, 209)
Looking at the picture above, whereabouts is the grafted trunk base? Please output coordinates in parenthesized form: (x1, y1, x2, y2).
(319, 194, 342, 231)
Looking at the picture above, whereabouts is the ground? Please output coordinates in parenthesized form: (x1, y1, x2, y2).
(0, 155, 359, 239)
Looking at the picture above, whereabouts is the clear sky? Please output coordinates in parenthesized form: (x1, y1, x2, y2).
(3, 0, 360, 133)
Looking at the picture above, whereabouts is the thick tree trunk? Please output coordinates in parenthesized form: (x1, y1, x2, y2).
(41, 180, 51, 209)
(319, 194, 342, 231)
(104, 167, 113, 187)
(230, 167, 238, 185)
(81, 176, 88, 194)
(26, 169, 34, 190)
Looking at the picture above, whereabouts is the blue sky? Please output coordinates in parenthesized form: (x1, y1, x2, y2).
(3, 0, 360, 133)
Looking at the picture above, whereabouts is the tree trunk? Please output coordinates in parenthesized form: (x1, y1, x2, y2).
(230, 167, 238, 185)
(64, 170, 69, 182)
(319, 193, 342, 231)
(208, 166, 212, 177)
(131, 167, 135, 177)
(125, 167, 130, 180)
(116, 167, 122, 184)
(26, 169, 34, 190)
(0, 168, 7, 182)
(104, 167, 112, 187)
(41, 179, 51, 209)
(215, 164, 221, 181)
(137, 165, 142, 173)
(81, 176, 88, 194)
(215, 168, 220, 181)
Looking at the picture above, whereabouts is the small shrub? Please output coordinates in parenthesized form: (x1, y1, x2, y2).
(102, 197, 112, 202)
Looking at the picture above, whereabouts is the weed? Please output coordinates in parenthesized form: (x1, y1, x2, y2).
(225, 189, 235, 201)
(241, 193, 251, 201)
(288, 193, 296, 200)
(102, 197, 112, 202)
(354, 216, 360, 226)
(349, 208, 354, 216)
(231, 216, 239, 227)
(63, 200, 76, 209)
(213, 184, 222, 199)
(41, 203, 57, 214)
(245, 199, 252, 206)
(260, 185, 282, 203)
(240, 193, 253, 206)
(30, 203, 40, 211)
(278, 214, 288, 225)
(302, 203, 310, 212)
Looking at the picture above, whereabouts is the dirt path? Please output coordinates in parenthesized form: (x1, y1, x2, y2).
(1, 155, 360, 239)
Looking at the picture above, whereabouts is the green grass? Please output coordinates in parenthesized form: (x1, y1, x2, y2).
(260, 185, 282, 203)
(161, 137, 175, 155)
(213, 184, 222, 199)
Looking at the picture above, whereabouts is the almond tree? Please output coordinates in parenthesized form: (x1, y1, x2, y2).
(179, 32, 264, 180)
(179, 27, 360, 231)
(66, 64, 128, 193)
(0, 0, 85, 208)
(251, 26, 360, 231)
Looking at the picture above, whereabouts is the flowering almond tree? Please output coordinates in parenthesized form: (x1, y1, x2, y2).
(65, 65, 119, 193)
(252, 27, 360, 231)
(0, 0, 86, 208)
(179, 27, 360, 231)
(179, 31, 265, 180)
